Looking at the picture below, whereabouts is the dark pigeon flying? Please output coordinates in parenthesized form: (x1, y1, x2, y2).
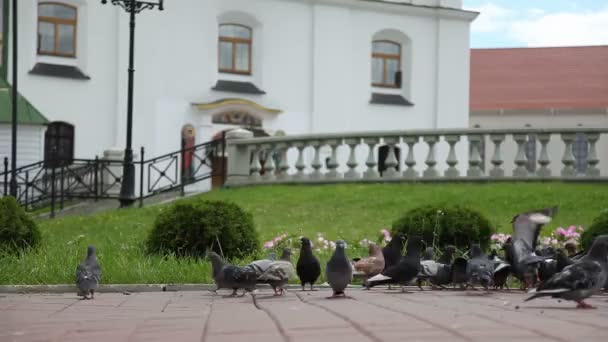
(451, 256, 469, 289)
(365, 235, 424, 292)
(382, 233, 406, 271)
(326, 240, 353, 298)
(296, 237, 321, 291)
(208, 251, 258, 297)
(510, 206, 558, 289)
(76, 246, 102, 300)
(525, 234, 608, 309)
(466, 244, 494, 290)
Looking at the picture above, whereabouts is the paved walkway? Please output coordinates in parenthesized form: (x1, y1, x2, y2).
(1, 288, 608, 342)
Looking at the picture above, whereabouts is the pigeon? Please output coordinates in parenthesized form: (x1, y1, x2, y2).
(525, 235, 608, 309)
(465, 244, 495, 290)
(365, 235, 424, 292)
(555, 248, 574, 272)
(76, 246, 102, 300)
(510, 206, 558, 289)
(296, 237, 321, 291)
(208, 251, 258, 297)
(437, 245, 456, 265)
(451, 256, 469, 289)
(382, 233, 406, 271)
(418, 258, 452, 290)
(492, 255, 512, 290)
(326, 240, 353, 298)
(353, 242, 385, 278)
(256, 248, 297, 296)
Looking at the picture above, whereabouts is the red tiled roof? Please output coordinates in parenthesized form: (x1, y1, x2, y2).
(470, 45, 608, 111)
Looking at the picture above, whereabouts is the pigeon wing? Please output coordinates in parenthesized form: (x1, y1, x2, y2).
(512, 206, 557, 251)
(538, 261, 603, 293)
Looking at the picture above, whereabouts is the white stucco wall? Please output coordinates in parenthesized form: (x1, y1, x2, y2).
(471, 110, 608, 176)
(5, 0, 476, 181)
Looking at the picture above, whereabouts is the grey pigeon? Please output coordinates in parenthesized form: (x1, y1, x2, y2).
(256, 248, 297, 296)
(525, 234, 608, 309)
(466, 244, 494, 290)
(208, 251, 258, 297)
(365, 235, 424, 292)
(296, 237, 321, 291)
(510, 206, 558, 289)
(325, 240, 353, 298)
(76, 246, 102, 300)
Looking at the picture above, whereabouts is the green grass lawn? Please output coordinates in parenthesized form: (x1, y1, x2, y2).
(1, 182, 607, 285)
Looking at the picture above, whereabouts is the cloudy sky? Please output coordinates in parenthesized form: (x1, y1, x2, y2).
(463, 0, 608, 48)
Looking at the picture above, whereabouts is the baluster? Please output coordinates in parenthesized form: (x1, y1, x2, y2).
(383, 137, 400, 178)
(249, 145, 262, 181)
(560, 133, 576, 177)
(585, 133, 600, 177)
(325, 139, 343, 179)
(422, 136, 439, 178)
(443, 135, 460, 178)
(277, 143, 291, 181)
(344, 138, 361, 179)
(402, 136, 419, 179)
(512, 133, 529, 177)
(489, 134, 505, 177)
(467, 134, 483, 177)
(310, 141, 323, 180)
(262, 144, 276, 181)
(363, 138, 380, 179)
(293, 142, 307, 180)
(536, 133, 551, 177)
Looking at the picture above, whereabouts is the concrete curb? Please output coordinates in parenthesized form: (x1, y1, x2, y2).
(0, 283, 369, 294)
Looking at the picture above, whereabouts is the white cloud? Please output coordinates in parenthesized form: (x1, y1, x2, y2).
(469, 3, 513, 33)
(508, 8, 608, 47)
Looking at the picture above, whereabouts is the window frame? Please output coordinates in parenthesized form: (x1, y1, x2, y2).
(218, 23, 252, 75)
(371, 40, 401, 88)
(37, 2, 78, 58)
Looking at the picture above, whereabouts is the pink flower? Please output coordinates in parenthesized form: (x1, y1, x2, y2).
(555, 227, 567, 237)
(491, 234, 498, 240)
(551, 239, 559, 245)
(264, 241, 274, 249)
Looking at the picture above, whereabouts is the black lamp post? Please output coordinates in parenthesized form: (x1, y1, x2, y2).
(101, 0, 163, 208)
(9, 0, 18, 197)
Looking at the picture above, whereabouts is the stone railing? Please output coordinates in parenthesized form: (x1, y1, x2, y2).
(224, 128, 608, 186)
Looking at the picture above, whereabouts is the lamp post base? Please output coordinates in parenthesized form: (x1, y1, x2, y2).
(118, 149, 136, 208)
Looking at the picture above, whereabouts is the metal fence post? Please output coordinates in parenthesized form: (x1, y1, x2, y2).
(59, 164, 65, 210)
(139, 146, 144, 208)
(94, 156, 99, 201)
(24, 171, 29, 210)
(180, 145, 185, 197)
(3, 157, 7, 196)
(50, 156, 56, 219)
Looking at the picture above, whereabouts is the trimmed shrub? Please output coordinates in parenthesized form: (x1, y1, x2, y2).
(391, 204, 494, 251)
(0, 196, 41, 253)
(146, 200, 259, 259)
(581, 209, 608, 251)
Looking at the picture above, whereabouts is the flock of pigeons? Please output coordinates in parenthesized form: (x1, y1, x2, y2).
(75, 206, 608, 310)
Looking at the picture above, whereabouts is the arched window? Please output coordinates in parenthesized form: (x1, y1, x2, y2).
(37, 2, 77, 57)
(44, 121, 74, 167)
(372, 40, 401, 87)
(218, 24, 252, 74)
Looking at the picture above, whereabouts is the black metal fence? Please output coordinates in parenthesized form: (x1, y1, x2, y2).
(0, 137, 225, 217)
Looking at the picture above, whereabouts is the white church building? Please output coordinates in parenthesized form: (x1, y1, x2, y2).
(1, 0, 477, 174)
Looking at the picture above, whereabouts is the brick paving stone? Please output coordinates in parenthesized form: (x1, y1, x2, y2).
(1, 289, 608, 342)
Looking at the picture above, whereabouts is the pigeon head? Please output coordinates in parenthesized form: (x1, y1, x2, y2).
(405, 235, 423, 257)
(368, 243, 381, 256)
(335, 240, 346, 250)
(87, 246, 97, 258)
(470, 244, 483, 258)
(280, 247, 292, 261)
(587, 234, 608, 260)
(422, 247, 435, 260)
(300, 237, 312, 247)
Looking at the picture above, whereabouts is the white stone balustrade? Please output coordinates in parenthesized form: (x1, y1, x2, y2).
(224, 128, 608, 186)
